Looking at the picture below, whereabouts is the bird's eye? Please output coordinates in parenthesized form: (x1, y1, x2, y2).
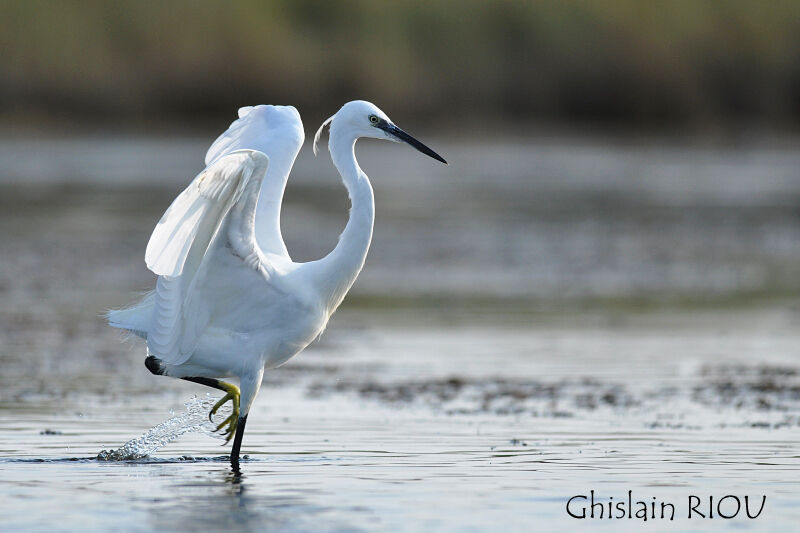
(369, 115, 379, 125)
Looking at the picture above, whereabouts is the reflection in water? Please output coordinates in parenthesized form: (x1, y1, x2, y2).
(147, 465, 367, 533)
(147, 468, 267, 532)
(226, 468, 244, 486)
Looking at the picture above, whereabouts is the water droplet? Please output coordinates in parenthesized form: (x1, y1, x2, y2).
(96, 395, 231, 461)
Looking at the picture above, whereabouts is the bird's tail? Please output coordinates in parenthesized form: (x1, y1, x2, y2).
(107, 290, 155, 339)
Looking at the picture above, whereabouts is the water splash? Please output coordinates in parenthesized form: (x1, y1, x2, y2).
(97, 395, 229, 461)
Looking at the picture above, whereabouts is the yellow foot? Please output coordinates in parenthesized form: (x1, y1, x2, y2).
(208, 382, 240, 444)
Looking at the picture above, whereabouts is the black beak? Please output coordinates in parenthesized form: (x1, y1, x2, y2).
(380, 123, 448, 164)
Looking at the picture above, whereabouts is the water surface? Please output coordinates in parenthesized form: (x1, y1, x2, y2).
(1, 137, 799, 531)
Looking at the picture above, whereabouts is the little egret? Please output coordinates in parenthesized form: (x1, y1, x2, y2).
(108, 101, 446, 470)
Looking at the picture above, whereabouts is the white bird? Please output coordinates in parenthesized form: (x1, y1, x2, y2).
(108, 101, 446, 470)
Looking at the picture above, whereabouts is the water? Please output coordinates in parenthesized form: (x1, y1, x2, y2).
(1, 136, 799, 531)
(96, 395, 227, 461)
(2, 315, 799, 532)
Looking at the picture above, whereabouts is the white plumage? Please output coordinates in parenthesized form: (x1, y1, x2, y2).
(108, 101, 446, 468)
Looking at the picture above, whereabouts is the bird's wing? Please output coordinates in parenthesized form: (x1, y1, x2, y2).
(204, 106, 263, 166)
(204, 105, 305, 258)
(145, 150, 271, 365)
(145, 151, 257, 277)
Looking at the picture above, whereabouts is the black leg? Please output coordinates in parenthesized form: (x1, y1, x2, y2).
(147, 358, 245, 458)
(181, 376, 227, 392)
(146, 357, 227, 394)
(230, 415, 248, 473)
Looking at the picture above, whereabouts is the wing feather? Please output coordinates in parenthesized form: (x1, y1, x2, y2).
(110, 103, 304, 365)
(145, 150, 270, 366)
(203, 105, 304, 258)
(145, 153, 251, 277)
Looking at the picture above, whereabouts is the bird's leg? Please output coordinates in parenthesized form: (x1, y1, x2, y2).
(181, 376, 240, 443)
(230, 414, 248, 474)
(228, 367, 263, 471)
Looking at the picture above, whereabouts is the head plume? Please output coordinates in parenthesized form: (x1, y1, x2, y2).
(313, 114, 335, 156)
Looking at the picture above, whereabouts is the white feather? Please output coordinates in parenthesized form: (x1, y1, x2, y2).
(206, 104, 303, 166)
(144, 152, 254, 277)
(146, 150, 270, 365)
(107, 101, 441, 433)
(313, 114, 335, 156)
(204, 105, 304, 257)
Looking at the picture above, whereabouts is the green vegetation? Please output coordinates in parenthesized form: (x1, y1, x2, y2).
(2, 1, 800, 128)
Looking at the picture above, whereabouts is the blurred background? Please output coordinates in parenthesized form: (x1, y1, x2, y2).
(3, 1, 800, 133)
(2, 0, 800, 321)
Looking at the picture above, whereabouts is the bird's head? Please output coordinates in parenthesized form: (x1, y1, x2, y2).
(314, 100, 447, 164)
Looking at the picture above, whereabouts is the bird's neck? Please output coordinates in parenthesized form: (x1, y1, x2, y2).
(316, 131, 375, 313)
